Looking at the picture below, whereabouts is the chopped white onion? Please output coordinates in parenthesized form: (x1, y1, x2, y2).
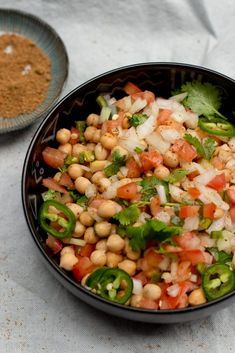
(119, 127, 145, 153)
(226, 159, 235, 169)
(224, 212, 235, 232)
(183, 216, 199, 231)
(146, 132, 171, 154)
(190, 274, 198, 283)
(130, 98, 147, 114)
(65, 238, 86, 246)
(161, 272, 172, 283)
(170, 110, 188, 124)
(85, 184, 97, 198)
(158, 126, 181, 142)
(156, 185, 167, 204)
(155, 211, 171, 224)
(184, 111, 198, 129)
(136, 114, 157, 140)
(80, 165, 91, 172)
(167, 284, 180, 297)
(119, 166, 128, 177)
(194, 170, 217, 185)
(169, 185, 186, 203)
(169, 92, 188, 102)
(180, 162, 206, 174)
(228, 137, 235, 151)
(158, 256, 170, 271)
(207, 216, 225, 233)
(196, 184, 229, 211)
(217, 230, 235, 253)
(132, 279, 144, 295)
(87, 207, 103, 222)
(150, 100, 160, 116)
(138, 212, 151, 223)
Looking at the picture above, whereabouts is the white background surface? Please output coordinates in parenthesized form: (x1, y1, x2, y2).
(1, 0, 235, 352)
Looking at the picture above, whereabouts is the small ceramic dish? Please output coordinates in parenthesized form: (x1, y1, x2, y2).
(0, 8, 68, 134)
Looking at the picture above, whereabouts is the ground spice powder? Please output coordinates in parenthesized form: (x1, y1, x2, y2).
(0, 33, 51, 118)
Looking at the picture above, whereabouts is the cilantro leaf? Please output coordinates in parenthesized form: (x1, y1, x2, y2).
(113, 205, 140, 226)
(139, 176, 169, 202)
(79, 150, 95, 163)
(122, 219, 182, 251)
(42, 189, 61, 201)
(180, 81, 226, 120)
(128, 113, 148, 127)
(104, 150, 126, 177)
(69, 191, 88, 206)
(184, 134, 216, 160)
(166, 169, 188, 183)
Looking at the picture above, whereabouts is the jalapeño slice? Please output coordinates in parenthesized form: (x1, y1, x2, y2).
(86, 267, 133, 304)
(202, 264, 235, 301)
(199, 117, 235, 137)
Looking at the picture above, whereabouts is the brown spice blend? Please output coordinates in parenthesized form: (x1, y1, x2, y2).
(0, 33, 51, 118)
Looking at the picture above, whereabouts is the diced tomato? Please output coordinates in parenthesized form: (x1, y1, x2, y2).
(230, 205, 235, 222)
(42, 146, 66, 169)
(227, 189, 235, 203)
(123, 81, 142, 95)
(160, 281, 190, 309)
(174, 232, 200, 250)
(177, 141, 197, 162)
(134, 272, 148, 286)
(139, 297, 159, 310)
(59, 172, 74, 189)
(187, 187, 200, 199)
(69, 127, 80, 145)
(171, 139, 185, 153)
(187, 170, 200, 181)
(150, 196, 160, 216)
(211, 156, 225, 170)
(46, 235, 62, 254)
(179, 205, 200, 219)
(117, 182, 138, 200)
(179, 250, 208, 265)
(79, 244, 96, 257)
(102, 120, 119, 134)
(132, 90, 155, 105)
(207, 173, 226, 192)
(144, 248, 164, 268)
(177, 261, 191, 280)
(72, 256, 95, 282)
(203, 203, 216, 219)
(139, 151, 163, 171)
(126, 158, 142, 178)
(42, 177, 68, 194)
(157, 109, 172, 125)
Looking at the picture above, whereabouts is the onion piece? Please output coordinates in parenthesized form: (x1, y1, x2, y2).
(136, 114, 157, 140)
(132, 279, 143, 295)
(169, 185, 186, 203)
(196, 184, 229, 211)
(194, 170, 217, 185)
(169, 92, 188, 102)
(156, 185, 167, 204)
(207, 216, 225, 233)
(158, 126, 181, 142)
(129, 98, 147, 114)
(64, 238, 86, 246)
(167, 284, 180, 297)
(85, 184, 97, 198)
(146, 131, 170, 154)
(119, 127, 145, 153)
(183, 216, 199, 231)
(155, 211, 171, 224)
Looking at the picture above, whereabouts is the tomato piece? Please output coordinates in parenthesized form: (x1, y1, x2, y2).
(126, 158, 142, 178)
(203, 203, 216, 219)
(177, 261, 191, 279)
(42, 177, 68, 194)
(227, 189, 235, 203)
(230, 205, 235, 222)
(59, 172, 74, 189)
(187, 187, 200, 199)
(150, 196, 160, 216)
(174, 232, 201, 249)
(179, 205, 200, 219)
(211, 156, 225, 170)
(42, 147, 66, 169)
(157, 109, 172, 125)
(207, 173, 226, 192)
(79, 244, 96, 257)
(179, 250, 208, 265)
(133, 272, 148, 286)
(46, 235, 62, 254)
(139, 297, 159, 309)
(117, 182, 138, 200)
(177, 141, 197, 162)
(160, 281, 190, 309)
(139, 151, 163, 171)
(123, 81, 142, 95)
(144, 248, 164, 268)
(187, 170, 200, 181)
(132, 90, 155, 105)
(72, 257, 95, 282)
(69, 127, 80, 145)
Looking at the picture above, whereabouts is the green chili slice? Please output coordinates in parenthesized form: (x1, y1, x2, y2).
(86, 268, 133, 304)
(199, 117, 235, 137)
(39, 200, 76, 239)
(202, 264, 235, 301)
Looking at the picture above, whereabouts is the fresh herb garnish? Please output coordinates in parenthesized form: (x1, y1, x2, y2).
(79, 150, 95, 163)
(69, 191, 88, 206)
(184, 134, 216, 160)
(134, 146, 144, 154)
(104, 150, 126, 177)
(139, 176, 169, 202)
(75, 121, 86, 142)
(42, 189, 60, 201)
(128, 113, 148, 127)
(166, 169, 189, 183)
(113, 204, 140, 226)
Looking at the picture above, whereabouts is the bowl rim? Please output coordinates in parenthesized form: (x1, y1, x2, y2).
(0, 7, 69, 134)
(22, 61, 235, 317)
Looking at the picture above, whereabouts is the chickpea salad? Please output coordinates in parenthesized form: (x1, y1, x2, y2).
(39, 80, 235, 310)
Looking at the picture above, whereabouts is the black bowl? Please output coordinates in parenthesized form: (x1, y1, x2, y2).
(22, 62, 235, 323)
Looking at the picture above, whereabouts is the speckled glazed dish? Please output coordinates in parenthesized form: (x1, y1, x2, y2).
(22, 63, 235, 323)
(0, 8, 68, 134)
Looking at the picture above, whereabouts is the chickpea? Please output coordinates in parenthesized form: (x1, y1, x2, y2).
(72, 143, 86, 157)
(154, 165, 170, 180)
(90, 250, 107, 266)
(93, 129, 101, 143)
(112, 145, 129, 159)
(56, 128, 71, 145)
(163, 151, 179, 168)
(213, 208, 225, 219)
(97, 200, 119, 218)
(90, 160, 108, 173)
(75, 177, 91, 194)
(87, 113, 100, 126)
(94, 221, 112, 238)
(118, 259, 137, 276)
(84, 227, 99, 244)
(125, 240, 141, 260)
(79, 211, 94, 226)
(96, 178, 111, 192)
(73, 221, 86, 237)
(100, 133, 118, 149)
(95, 143, 109, 160)
(86, 143, 96, 151)
(68, 164, 84, 179)
(107, 234, 125, 253)
(66, 203, 83, 218)
(84, 126, 97, 141)
(106, 252, 123, 267)
(58, 143, 72, 155)
(91, 171, 105, 184)
(61, 246, 74, 256)
(130, 294, 143, 308)
(188, 288, 207, 306)
(143, 284, 162, 301)
(60, 253, 78, 271)
(95, 239, 108, 251)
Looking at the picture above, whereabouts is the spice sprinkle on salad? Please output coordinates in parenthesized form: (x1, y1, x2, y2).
(39, 80, 235, 310)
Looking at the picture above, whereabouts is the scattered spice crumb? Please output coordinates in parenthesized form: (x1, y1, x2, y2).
(0, 33, 51, 118)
